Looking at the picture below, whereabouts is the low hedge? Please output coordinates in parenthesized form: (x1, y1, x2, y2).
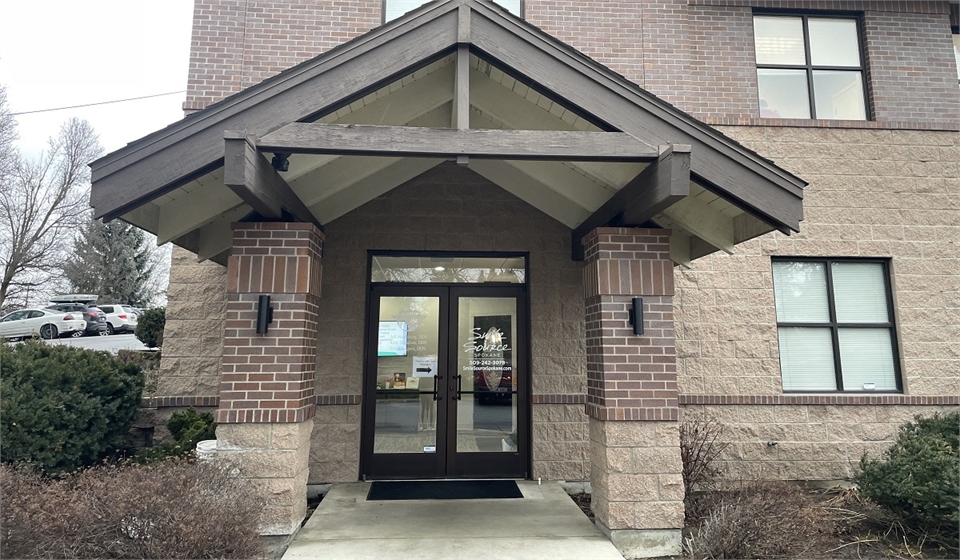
(0, 342, 143, 475)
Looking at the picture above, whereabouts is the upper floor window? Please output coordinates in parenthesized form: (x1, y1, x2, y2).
(772, 259, 900, 393)
(385, 0, 522, 22)
(754, 15, 867, 120)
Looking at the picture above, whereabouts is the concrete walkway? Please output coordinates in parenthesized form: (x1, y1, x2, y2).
(282, 481, 625, 560)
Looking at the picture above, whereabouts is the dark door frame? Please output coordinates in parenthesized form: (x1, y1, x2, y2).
(359, 251, 532, 480)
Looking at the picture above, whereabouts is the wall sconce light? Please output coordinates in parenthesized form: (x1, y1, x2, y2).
(628, 297, 644, 336)
(256, 295, 274, 334)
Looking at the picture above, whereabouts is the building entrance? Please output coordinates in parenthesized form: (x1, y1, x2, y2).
(360, 255, 529, 479)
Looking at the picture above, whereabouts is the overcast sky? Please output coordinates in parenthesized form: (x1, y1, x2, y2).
(0, 0, 194, 158)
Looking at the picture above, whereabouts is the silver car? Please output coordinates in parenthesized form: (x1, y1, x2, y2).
(0, 308, 87, 340)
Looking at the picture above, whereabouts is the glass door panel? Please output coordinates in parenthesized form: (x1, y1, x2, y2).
(454, 297, 519, 453)
(374, 296, 440, 454)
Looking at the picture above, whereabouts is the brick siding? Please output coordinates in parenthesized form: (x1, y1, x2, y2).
(582, 228, 679, 422)
(185, 0, 380, 111)
(217, 222, 323, 424)
(184, 0, 959, 127)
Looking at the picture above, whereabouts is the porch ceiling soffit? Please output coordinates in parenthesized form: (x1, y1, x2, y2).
(90, 0, 804, 266)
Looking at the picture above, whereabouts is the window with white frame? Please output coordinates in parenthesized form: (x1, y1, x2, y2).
(772, 259, 900, 392)
(753, 14, 868, 120)
(384, 0, 522, 22)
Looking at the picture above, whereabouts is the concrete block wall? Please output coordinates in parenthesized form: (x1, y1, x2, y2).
(675, 126, 960, 480)
(311, 162, 587, 482)
(215, 420, 313, 535)
(157, 246, 228, 398)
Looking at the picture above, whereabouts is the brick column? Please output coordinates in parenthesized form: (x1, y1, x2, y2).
(583, 227, 684, 558)
(213, 222, 322, 536)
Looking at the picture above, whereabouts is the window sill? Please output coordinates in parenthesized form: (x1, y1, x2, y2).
(701, 116, 960, 132)
(678, 394, 959, 406)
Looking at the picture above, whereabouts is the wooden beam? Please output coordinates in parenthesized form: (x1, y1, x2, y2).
(453, 44, 470, 130)
(458, 3, 471, 43)
(223, 131, 322, 229)
(571, 145, 691, 260)
(258, 123, 659, 161)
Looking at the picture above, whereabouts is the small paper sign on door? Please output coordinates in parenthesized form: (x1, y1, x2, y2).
(412, 355, 438, 378)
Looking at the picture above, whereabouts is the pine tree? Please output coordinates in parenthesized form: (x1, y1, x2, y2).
(62, 218, 156, 307)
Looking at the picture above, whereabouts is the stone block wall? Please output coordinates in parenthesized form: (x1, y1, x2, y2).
(675, 127, 960, 480)
(215, 420, 313, 535)
(157, 246, 227, 398)
(681, 402, 956, 481)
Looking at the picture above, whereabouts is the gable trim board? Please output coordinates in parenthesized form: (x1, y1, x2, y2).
(88, 0, 804, 266)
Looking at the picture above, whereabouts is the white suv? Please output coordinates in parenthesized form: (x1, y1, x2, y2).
(98, 304, 139, 335)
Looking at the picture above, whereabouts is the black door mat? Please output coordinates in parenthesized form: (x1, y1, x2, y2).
(367, 480, 523, 500)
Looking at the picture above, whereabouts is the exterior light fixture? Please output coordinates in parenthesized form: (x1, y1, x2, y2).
(628, 297, 644, 336)
(256, 295, 274, 334)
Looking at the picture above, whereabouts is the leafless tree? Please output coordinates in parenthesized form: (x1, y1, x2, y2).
(0, 87, 17, 193)
(0, 102, 103, 313)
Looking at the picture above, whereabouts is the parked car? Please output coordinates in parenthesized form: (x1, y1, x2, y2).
(97, 304, 139, 335)
(46, 295, 108, 336)
(0, 308, 87, 340)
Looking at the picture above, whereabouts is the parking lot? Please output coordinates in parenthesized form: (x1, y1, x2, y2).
(45, 333, 152, 353)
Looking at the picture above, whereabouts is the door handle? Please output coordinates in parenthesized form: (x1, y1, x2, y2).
(433, 375, 443, 401)
(455, 374, 463, 401)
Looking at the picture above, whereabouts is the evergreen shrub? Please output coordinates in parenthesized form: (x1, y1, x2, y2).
(0, 341, 144, 475)
(856, 411, 959, 551)
(134, 307, 165, 349)
(134, 408, 216, 464)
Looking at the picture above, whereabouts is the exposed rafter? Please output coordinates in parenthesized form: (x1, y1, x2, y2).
(659, 194, 735, 255)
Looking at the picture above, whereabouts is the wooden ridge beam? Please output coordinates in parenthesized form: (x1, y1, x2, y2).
(571, 145, 691, 261)
(223, 131, 322, 230)
(257, 123, 659, 162)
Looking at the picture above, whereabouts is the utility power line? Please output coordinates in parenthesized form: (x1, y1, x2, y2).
(11, 90, 186, 116)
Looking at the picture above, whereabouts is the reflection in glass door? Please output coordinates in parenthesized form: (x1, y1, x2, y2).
(362, 285, 527, 479)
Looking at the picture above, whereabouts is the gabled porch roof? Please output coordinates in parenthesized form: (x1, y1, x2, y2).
(89, 0, 804, 265)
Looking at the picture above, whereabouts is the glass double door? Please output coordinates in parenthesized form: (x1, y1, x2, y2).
(362, 285, 527, 479)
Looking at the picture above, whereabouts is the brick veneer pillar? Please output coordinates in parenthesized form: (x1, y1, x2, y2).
(583, 227, 684, 558)
(213, 222, 323, 536)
